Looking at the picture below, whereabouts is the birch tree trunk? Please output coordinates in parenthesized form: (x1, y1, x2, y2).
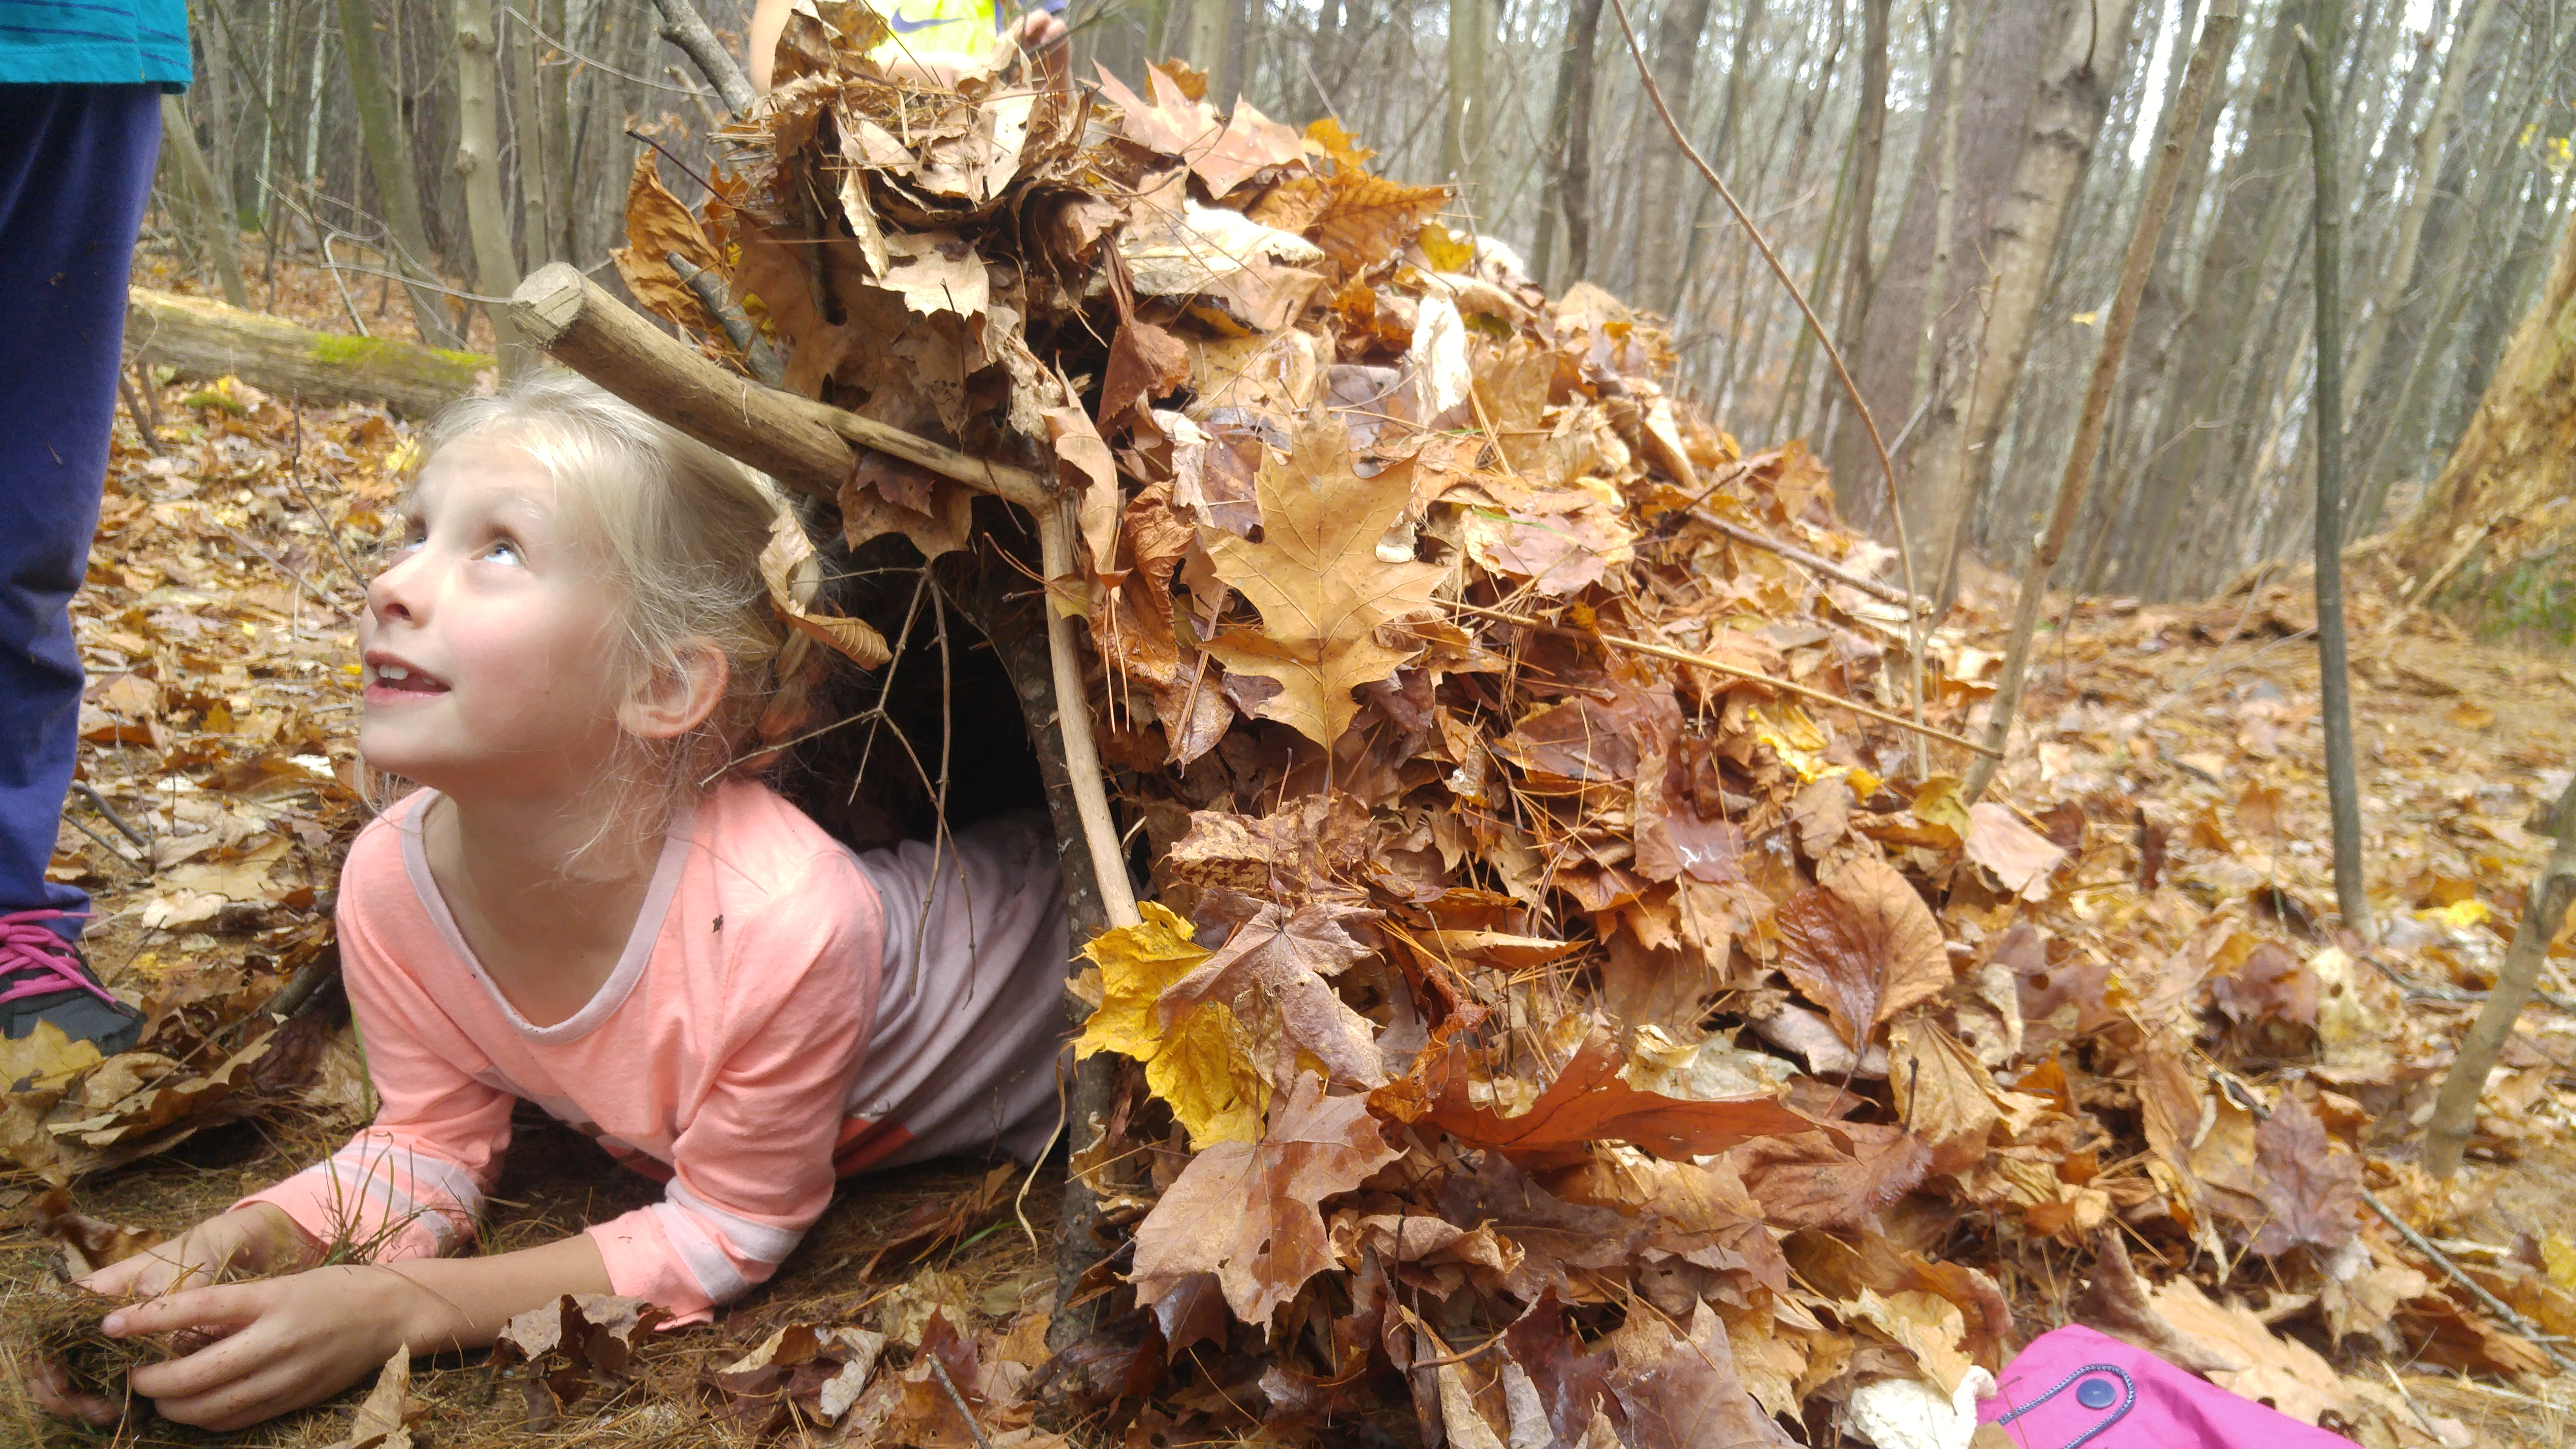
(1965, 0, 2238, 801)
(454, 0, 524, 361)
(1919, 0, 2134, 605)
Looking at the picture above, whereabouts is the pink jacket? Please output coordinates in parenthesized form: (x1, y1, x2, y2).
(241, 784, 1068, 1320)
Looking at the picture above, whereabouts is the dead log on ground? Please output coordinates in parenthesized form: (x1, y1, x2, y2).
(123, 287, 492, 418)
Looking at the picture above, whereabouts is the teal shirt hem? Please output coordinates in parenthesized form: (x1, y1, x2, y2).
(0, 0, 193, 89)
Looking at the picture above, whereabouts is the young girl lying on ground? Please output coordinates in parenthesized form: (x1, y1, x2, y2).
(37, 373, 1073, 1430)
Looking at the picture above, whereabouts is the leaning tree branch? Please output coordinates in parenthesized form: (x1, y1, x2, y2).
(1601, 0, 1931, 769)
(650, 0, 757, 114)
(1962, 0, 2238, 802)
(2422, 771, 2576, 1177)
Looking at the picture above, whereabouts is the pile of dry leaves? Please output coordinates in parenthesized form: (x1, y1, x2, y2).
(570, 15, 2574, 1448)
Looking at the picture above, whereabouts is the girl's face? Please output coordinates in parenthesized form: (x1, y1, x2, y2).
(357, 439, 634, 795)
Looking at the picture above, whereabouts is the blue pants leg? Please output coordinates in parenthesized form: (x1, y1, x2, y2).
(0, 84, 164, 939)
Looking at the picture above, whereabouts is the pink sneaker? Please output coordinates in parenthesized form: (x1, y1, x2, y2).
(0, 910, 141, 1060)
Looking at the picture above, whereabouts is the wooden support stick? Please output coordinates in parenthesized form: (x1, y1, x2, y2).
(1458, 601, 2000, 759)
(509, 263, 1057, 514)
(1038, 502, 1140, 930)
(512, 263, 853, 499)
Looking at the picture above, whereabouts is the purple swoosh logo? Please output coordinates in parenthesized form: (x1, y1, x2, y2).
(884, 11, 949, 30)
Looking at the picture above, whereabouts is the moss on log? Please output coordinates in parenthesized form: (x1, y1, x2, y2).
(123, 287, 493, 418)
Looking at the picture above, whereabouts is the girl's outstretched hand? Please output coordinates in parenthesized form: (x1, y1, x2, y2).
(96, 1266, 412, 1431)
(79, 1204, 314, 1301)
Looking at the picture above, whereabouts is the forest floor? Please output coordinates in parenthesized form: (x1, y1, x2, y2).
(0, 250, 2570, 1447)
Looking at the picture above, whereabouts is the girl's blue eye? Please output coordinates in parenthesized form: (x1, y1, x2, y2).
(483, 539, 524, 566)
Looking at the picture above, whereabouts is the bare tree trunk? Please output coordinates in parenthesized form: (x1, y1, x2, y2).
(2436, 165, 2566, 467)
(1911, 0, 1970, 414)
(1670, 0, 1771, 304)
(1442, 0, 1491, 197)
(1818, 0, 1891, 451)
(1629, 0, 1716, 315)
(2122, 7, 2308, 596)
(2389, 200, 2576, 608)
(1964, 0, 2236, 800)
(337, 0, 465, 349)
(454, 0, 523, 360)
(161, 94, 252, 307)
(1533, 0, 1606, 289)
(2423, 773, 2576, 1176)
(2302, 0, 2372, 937)
(2341, 0, 2497, 440)
(1559, 0, 1607, 283)
(1187, 0, 1231, 99)
(508, 2, 550, 270)
(1920, 0, 2134, 605)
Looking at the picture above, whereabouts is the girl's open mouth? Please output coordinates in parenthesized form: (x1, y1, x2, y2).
(363, 656, 450, 699)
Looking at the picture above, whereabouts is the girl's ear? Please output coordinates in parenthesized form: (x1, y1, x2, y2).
(620, 642, 730, 741)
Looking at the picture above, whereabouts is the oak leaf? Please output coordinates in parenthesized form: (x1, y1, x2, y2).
(1159, 897, 1385, 1088)
(2248, 1093, 2362, 1256)
(1074, 903, 1266, 1147)
(1729, 1122, 1933, 1231)
(1128, 1073, 1399, 1328)
(608, 150, 723, 334)
(759, 514, 891, 670)
(1774, 856, 1951, 1047)
(1612, 1301, 1795, 1449)
(1962, 802, 2066, 900)
(1410, 1029, 1806, 1171)
(1199, 414, 1447, 745)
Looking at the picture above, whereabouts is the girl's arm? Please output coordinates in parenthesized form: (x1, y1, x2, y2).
(92, 1233, 612, 1431)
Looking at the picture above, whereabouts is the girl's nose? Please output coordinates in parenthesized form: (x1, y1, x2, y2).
(367, 549, 425, 624)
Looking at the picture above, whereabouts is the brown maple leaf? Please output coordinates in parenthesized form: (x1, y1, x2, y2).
(1773, 856, 1951, 1047)
(1159, 897, 1385, 1087)
(1128, 1073, 1400, 1328)
(2249, 1093, 2362, 1256)
(1199, 414, 1448, 745)
(1409, 1030, 1807, 1171)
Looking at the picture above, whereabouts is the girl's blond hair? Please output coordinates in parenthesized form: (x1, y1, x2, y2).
(406, 370, 827, 823)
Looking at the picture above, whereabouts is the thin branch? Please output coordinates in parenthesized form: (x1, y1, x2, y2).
(2365, 1193, 2576, 1375)
(1454, 601, 1999, 757)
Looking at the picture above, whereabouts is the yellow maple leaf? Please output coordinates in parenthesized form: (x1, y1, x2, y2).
(0, 1020, 103, 1094)
(1075, 902, 1267, 1147)
(1199, 414, 1448, 746)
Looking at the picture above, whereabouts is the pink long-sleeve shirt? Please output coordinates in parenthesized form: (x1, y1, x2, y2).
(241, 783, 1068, 1320)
